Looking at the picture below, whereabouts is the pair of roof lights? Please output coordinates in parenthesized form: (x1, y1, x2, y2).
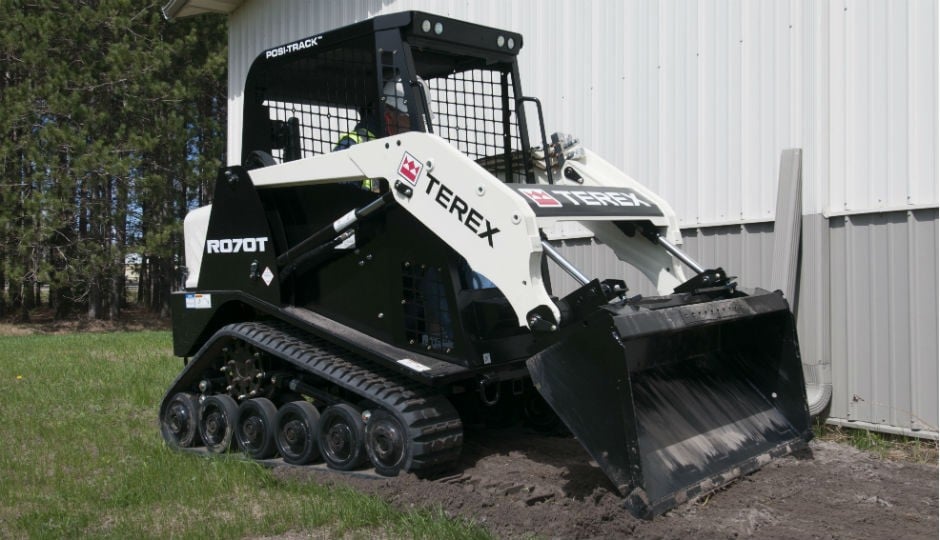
(419, 18, 516, 50)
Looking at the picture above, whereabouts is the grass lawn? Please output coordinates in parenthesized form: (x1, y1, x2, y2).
(0, 331, 489, 539)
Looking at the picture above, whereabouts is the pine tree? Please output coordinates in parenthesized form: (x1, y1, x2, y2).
(0, 1, 226, 320)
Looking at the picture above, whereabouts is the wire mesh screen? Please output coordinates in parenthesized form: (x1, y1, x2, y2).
(247, 42, 528, 181)
(263, 102, 362, 161)
(257, 44, 377, 163)
(402, 264, 455, 353)
(426, 68, 527, 182)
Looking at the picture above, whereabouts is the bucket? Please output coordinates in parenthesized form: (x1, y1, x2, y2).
(527, 290, 812, 518)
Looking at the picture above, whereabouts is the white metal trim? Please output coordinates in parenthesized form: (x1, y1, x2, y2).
(826, 418, 938, 442)
(822, 203, 939, 219)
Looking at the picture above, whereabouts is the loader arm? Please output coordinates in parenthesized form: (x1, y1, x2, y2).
(249, 132, 702, 327)
(527, 147, 690, 293)
(547, 147, 685, 247)
(250, 132, 557, 328)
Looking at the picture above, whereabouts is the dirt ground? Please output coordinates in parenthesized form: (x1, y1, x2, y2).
(276, 426, 939, 539)
(0, 306, 172, 336)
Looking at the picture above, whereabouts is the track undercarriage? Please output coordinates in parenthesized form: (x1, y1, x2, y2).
(161, 322, 465, 475)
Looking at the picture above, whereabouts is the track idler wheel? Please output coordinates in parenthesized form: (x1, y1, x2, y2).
(317, 404, 367, 470)
(275, 401, 322, 465)
(199, 394, 239, 453)
(161, 392, 200, 448)
(522, 391, 568, 435)
(235, 398, 278, 459)
(365, 409, 408, 476)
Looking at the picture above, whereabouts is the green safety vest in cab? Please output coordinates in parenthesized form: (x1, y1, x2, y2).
(336, 128, 379, 192)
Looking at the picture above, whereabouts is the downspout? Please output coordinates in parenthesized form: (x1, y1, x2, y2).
(770, 149, 832, 416)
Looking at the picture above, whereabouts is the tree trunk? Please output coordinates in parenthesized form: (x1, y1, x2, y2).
(0, 268, 6, 318)
(88, 276, 101, 319)
(138, 256, 148, 306)
(158, 256, 173, 317)
(18, 279, 32, 323)
(110, 272, 122, 320)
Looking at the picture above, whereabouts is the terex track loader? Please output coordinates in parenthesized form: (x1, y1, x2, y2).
(160, 11, 812, 518)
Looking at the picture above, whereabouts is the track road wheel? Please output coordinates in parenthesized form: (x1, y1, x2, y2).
(236, 398, 278, 459)
(317, 404, 367, 471)
(199, 394, 239, 453)
(161, 392, 200, 448)
(523, 391, 569, 435)
(275, 401, 322, 465)
(365, 409, 409, 476)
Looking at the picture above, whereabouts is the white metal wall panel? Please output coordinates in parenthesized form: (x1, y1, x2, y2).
(828, 0, 939, 217)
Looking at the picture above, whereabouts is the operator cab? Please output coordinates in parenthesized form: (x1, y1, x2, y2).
(241, 11, 534, 183)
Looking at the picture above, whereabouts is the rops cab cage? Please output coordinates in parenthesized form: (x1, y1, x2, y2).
(240, 12, 534, 184)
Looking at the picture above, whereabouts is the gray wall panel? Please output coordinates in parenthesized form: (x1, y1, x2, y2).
(548, 223, 778, 298)
(796, 214, 832, 402)
(828, 210, 938, 433)
(908, 210, 939, 432)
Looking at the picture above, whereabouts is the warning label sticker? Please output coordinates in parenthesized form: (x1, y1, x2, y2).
(397, 358, 430, 372)
(185, 293, 212, 310)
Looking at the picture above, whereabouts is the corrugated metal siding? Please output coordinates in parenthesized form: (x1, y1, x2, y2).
(547, 222, 777, 298)
(796, 214, 831, 403)
(828, 209, 938, 433)
(828, 0, 939, 216)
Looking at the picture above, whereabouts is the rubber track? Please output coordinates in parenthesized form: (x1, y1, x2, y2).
(170, 321, 463, 474)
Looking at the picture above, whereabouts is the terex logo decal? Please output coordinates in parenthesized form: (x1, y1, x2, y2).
(425, 176, 501, 247)
(207, 237, 269, 254)
(558, 190, 651, 207)
(520, 188, 653, 208)
(518, 188, 562, 208)
(398, 152, 422, 185)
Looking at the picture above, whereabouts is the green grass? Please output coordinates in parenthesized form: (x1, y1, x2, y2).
(0, 331, 490, 540)
(813, 419, 939, 465)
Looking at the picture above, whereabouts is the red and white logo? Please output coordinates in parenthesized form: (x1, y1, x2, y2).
(398, 152, 423, 185)
(518, 188, 562, 208)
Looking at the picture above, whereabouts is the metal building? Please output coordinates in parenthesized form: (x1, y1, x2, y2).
(164, 0, 939, 439)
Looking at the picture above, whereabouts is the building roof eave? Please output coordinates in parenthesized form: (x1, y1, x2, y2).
(162, 0, 244, 20)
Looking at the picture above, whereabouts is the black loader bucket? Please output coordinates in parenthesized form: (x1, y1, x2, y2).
(527, 290, 812, 518)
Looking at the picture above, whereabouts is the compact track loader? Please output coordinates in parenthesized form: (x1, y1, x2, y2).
(160, 11, 812, 518)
